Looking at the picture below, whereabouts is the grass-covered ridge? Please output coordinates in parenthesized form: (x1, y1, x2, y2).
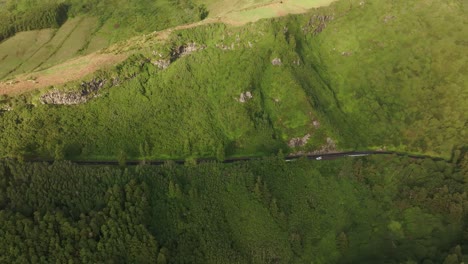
(0, 155, 467, 263)
(0, 0, 466, 161)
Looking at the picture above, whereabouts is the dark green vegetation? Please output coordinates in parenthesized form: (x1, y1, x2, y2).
(0, 2, 68, 42)
(0, 155, 467, 263)
(0, 0, 466, 161)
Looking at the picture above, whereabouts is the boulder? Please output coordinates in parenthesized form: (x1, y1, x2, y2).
(238, 91, 253, 103)
(271, 58, 282, 66)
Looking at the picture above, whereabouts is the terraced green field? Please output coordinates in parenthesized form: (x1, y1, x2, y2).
(0, 17, 103, 79)
(0, 29, 55, 78)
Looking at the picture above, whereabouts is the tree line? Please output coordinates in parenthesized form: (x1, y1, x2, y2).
(0, 3, 68, 42)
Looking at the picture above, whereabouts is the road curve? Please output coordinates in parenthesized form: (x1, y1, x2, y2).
(25, 151, 445, 166)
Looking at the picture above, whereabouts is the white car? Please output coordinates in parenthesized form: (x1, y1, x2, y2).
(315, 156, 322, 160)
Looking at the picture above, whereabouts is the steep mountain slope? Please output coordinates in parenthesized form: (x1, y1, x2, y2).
(0, 0, 466, 161)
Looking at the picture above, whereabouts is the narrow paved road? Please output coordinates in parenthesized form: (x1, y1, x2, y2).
(26, 151, 445, 166)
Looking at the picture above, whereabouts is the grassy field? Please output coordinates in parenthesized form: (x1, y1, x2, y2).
(41, 17, 100, 69)
(0, 29, 55, 79)
(222, 0, 337, 24)
(0, 17, 96, 78)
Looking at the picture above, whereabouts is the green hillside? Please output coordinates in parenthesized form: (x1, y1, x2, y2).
(0, 0, 466, 161)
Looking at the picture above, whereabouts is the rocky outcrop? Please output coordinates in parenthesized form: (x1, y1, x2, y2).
(40, 90, 89, 105)
(302, 15, 334, 35)
(80, 78, 106, 94)
(288, 134, 311, 148)
(237, 91, 253, 103)
(152, 59, 171, 69)
(40, 78, 106, 105)
(271, 58, 282, 66)
(171, 42, 205, 61)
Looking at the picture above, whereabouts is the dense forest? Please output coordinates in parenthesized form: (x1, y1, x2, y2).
(0, 0, 466, 161)
(0, 154, 467, 263)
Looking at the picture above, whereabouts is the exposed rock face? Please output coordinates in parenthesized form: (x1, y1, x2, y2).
(40, 90, 88, 105)
(152, 59, 171, 69)
(80, 78, 106, 93)
(40, 78, 106, 105)
(171, 42, 205, 60)
(238, 91, 253, 103)
(288, 134, 311, 148)
(271, 58, 282, 66)
(302, 14, 334, 35)
(180, 43, 199, 55)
